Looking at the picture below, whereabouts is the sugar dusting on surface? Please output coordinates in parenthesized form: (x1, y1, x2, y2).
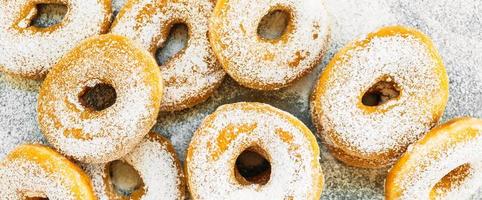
(388, 119, 482, 199)
(0, 74, 44, 159)
(187, 102, 322, 199)
(389, 0, 482, 120)
(0, 160, 77, 199)
(37, 35, 162, 163)
(399, 141, 482, 200)
(209, 0, 330, 89)
(0, 0, 110, 78)
(315, 34, 445, 161)
(111, 0, 225, 111)
(84, 135, 184, 200)
(0, 0, 481, 199)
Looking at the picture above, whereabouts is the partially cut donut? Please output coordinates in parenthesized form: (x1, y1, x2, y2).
(386, 117, 482, 200)
(84, 132, 185, 200)
(0, 144, 96, 199)
(0, 0, 111, 79)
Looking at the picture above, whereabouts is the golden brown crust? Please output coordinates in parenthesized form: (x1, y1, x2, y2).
(1, 144, 96, 199)
(0, 0, 112, 79)
(90, 132, 185, 200)
(311, 25, 449, 169)
(385, 117, 482, 199)
(209, 0, 331, 90)
(112, 0, 225, 111)
(186, 102, 323, 199)
(37, 34, 163, 163)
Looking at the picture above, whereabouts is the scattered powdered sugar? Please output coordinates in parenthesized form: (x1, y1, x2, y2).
(111, 0, 225, 111)
(0, 74, 44, 159)
(0, 0, 110, 78)
(314, 35, 445, 161)
(154, 78, 310, 161)
(0, 159, 77, 199)
(283, 0, 397, 99)
(389, 0, 482, 120)
(187, 103, 323, 199)
(84, 134, 184, 200)
(209, 0, 330, 89)
(0, 0, 481, 199)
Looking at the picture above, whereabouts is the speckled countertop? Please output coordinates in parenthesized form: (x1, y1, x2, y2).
(0, 0, 481, 199)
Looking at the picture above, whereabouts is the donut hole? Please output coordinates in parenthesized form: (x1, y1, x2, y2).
(106, 160, 145, 198)
(430, 163, 472, 197)
(28, 3, 68, 28)
(362, 77, 400, 106)
(257, 9, 291, 40)
(234, 146, 271, 185)
(155, 23, 189, 66)
(25, 197, 48, 200)
(78, 83, 117, 111)
(24, 193, 48, 200)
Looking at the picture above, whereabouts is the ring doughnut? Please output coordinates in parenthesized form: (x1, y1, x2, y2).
(84, 132, 185, 200)
(37, 34, 163, 163)
(386, 117, 482, 200)
(0, 144, 96, 199)
(186, 102, 323, 199)
(111, 0, 225, 111)
(209, 0, 330, 90)
(0, 0, 111, 79)
(311, 26, 449, 168)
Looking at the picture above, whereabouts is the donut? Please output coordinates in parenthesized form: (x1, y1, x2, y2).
(186, 102, 324, 199)
(386, 117, 482, 199)
(209, 0, 330, 90)
(0, 144, 96, 199)
(37, 34, 163, 163)
(84, 132, 185, 200)
(311, 25, 449, 168)
(0, 0, 111, 79)
(111, 0, 225, 111)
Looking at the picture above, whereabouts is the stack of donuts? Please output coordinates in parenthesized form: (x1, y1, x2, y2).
(0, 0, 480, 200)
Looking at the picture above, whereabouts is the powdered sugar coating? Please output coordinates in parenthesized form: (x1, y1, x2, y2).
(209, 0, 330, 90)
(0, 144, 95, 200)
(84, 133, 185, 200)
(386, 118, 482, 199)
(1, 161, 77, 199)
(111, 0, 225, 111)
(311, 27, 448, 168)
(0, 0, 111, 79)
(187, 102, 323, 200)
(37, 34, 163, 163)
(1, 0, 481, 199)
